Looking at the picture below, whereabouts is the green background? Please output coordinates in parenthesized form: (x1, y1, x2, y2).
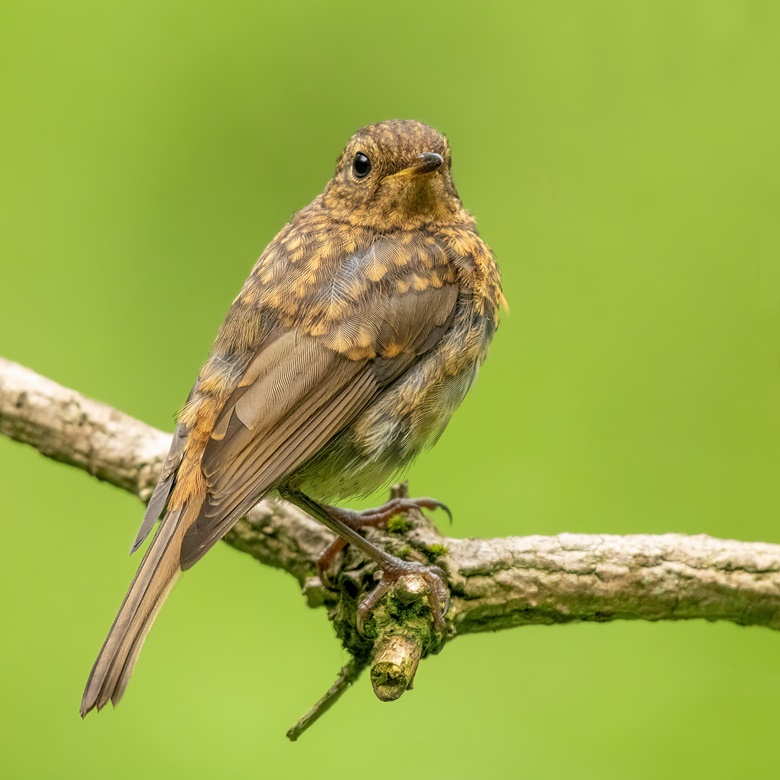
(1, 1, 778, 777)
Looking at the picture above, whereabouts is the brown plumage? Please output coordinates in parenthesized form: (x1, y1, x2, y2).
(80, 119, 502, 716)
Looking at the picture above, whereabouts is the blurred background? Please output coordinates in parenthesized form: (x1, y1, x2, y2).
(1, 1, 779, 777)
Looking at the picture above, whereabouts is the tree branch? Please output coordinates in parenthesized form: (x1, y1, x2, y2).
(3, 354, 778, 634)
(2, 356, 780, 734)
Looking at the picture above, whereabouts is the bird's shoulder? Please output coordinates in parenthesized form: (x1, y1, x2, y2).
(245, 202, 500, 316)
(225, 207, 453, 350)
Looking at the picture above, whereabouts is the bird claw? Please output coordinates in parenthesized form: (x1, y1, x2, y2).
(356, 561, 450, 638)
(316, 537, 347, 590)
(305, 492, 452, 636)
(316, 496, 451, 588)
(327, 495, 451, 528)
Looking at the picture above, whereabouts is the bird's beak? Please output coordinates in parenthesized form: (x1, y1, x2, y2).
(390, 152, 445, 179)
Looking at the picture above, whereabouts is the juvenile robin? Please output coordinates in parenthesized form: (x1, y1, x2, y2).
(81, 119, 503, 715)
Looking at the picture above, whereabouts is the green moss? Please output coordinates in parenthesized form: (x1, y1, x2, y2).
(427, 543, 450, 559)
(387, 515, 413, 534)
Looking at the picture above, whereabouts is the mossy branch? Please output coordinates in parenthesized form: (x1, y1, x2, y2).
(2, 356, 780, 737)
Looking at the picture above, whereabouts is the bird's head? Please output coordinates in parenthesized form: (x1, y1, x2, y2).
(322, 120, 462, 229)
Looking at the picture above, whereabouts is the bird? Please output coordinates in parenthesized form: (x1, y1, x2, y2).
(80, 119, 503, 716)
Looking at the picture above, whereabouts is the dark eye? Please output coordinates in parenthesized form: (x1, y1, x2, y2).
(352, 152, 371, 179)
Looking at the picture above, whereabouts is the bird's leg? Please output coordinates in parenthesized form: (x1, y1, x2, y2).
(313, 496, 451, 587)
(280, 489, 450, 636)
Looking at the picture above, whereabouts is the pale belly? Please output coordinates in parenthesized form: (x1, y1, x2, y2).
(287, 348, 481, 503)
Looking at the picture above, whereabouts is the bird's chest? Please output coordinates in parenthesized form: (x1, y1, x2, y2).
(293, 296, 495, 502)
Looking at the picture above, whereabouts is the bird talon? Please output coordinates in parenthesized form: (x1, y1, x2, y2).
(355, 562, 450, 639)
(316, 537, 347, 590)
(432, 500, 453, 524)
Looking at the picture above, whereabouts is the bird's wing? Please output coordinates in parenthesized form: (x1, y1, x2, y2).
(178, 235, 459, 569)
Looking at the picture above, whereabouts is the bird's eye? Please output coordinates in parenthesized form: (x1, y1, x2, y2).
(352, 152, 371, 179)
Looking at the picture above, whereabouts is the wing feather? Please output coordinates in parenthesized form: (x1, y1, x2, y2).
(180, 349, 377, 568)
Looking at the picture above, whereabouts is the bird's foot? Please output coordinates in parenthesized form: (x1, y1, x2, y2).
(280, 488, 451, 640)
(316, 497, 450, 587)
(356, 558, 449, 638)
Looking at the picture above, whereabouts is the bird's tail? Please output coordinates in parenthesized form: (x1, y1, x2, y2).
(80, 503, 191, 716)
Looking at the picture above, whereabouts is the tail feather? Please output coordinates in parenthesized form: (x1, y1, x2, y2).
(80, 505, 188, 716)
